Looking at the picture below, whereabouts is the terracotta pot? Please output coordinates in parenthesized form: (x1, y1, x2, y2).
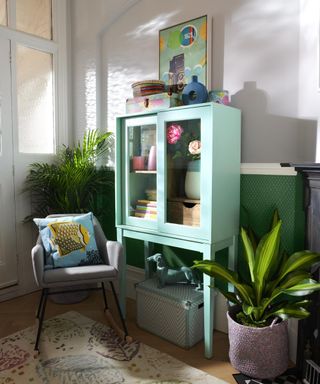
(227, 310, 289, 379)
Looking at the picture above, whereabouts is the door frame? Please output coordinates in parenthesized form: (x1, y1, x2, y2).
(0, 0, 69, 301)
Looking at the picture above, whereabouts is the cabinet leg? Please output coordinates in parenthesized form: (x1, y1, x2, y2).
(203, 244, 214, 359)
(117, 228, 127, 318)
(204, 274, 214, 358)
(144, 241, 154, 279)
(228, 235, 238, 293)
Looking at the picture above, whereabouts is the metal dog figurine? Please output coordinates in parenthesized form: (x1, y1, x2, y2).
(147, 253, 202, 290)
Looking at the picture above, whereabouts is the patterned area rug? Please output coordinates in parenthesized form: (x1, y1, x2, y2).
(0, 311, 227, 384)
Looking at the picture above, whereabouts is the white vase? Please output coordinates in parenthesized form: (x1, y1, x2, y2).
(184, 159, 200, 199)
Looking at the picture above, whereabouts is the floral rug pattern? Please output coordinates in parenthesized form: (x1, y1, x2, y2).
(0, 311, 227, 384)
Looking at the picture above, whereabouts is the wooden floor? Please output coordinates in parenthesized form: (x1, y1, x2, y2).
(0, 290, 237, 383)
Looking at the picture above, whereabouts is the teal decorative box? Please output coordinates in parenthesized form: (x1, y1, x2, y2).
(126, 92, 181, 114)
(136, 278, 204, 348)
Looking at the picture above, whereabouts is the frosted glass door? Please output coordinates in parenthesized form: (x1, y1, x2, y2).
(16, 0, 52, 39)
(0, 0, 7, 26)
(16, 45, 54, 154)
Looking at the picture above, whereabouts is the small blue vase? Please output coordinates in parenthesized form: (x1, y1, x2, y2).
(182, 75, 208, 105)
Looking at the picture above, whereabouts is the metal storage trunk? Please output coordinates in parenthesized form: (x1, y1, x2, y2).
(136, 278, 204, 348)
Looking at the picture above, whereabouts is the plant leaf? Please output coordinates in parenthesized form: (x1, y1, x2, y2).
(282, 279, 320, 296)
(193, 260, 254, 305)
(277, 251, 320, 282)
(253, 221, 281, 304)
(217, 287, 241, 305)
(270, 209, 280, 229)
(266, 305, 310, 321)
(240, 227, 255, 282)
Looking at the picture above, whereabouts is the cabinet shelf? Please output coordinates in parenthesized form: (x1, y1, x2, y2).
(168, 197, 200, 204)
(132, 170, 157, 174)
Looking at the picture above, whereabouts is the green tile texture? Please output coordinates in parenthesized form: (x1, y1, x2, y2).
(240, 174, 305, 255)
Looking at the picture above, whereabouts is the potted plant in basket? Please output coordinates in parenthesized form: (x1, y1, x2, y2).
(167, 123, 201, 199)
(192, 211, 320, 379)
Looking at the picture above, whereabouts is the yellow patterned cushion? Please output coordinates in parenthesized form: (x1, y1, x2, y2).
(34, 213, 103, 268)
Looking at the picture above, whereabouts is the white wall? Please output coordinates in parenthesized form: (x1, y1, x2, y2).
(299, 0, 320, 161)
(70, 0, 139, 141)
(71, 0, 319, 163)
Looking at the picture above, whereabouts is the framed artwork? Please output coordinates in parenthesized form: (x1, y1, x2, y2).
(159, 15, 209, 92)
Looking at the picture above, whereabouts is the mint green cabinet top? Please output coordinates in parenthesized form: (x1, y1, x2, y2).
(116, 102, 241, 245)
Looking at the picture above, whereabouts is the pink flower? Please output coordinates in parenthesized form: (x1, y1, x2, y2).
(167, 124, 184, 144)
(188, 140, 201, 155)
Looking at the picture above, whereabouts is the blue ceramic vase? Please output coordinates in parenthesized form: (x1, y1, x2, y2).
(182, 75, 208, 105)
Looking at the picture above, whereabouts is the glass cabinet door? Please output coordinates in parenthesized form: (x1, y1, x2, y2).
(158, 106, 212, 240)
(124, 116, 158, 228)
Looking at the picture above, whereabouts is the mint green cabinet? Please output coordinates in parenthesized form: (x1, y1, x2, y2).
(116, 102, 241, 358)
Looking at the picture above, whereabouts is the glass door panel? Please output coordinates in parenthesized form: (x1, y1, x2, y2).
(16, 0, 52, 40)
(0, 0, 7, 26)
(166, 118, 201, 227)
(125, 117, 157, 225)
(16, 45, 54, 154)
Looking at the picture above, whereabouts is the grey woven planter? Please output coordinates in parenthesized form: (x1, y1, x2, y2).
(227, 310, 289, 379)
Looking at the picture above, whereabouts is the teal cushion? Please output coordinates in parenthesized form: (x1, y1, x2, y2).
(33, 213, 103, 268)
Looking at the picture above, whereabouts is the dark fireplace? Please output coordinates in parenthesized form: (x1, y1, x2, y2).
(283, 163, 320, 383)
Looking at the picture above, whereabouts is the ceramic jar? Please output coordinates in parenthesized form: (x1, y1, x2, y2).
(182, 75, 208, 105)
(184, 159, 201, 199)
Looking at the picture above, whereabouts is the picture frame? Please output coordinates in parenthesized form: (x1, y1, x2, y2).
(159, 15, 210, 92)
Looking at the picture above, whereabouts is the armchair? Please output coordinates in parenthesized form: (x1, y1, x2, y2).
(31, 214, 128, 351)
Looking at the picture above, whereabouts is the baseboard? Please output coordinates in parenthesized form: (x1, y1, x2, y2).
(126, 265, 145, 300)
(0, 281, 38, 302)
(240, 163, 297, 176)
(126, 265, 228, 334)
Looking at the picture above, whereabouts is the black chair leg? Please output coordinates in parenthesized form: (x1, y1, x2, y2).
(36, 289, 45, 319)
(34, 288, 48, 351)
(101, 282, 108, 311)
(109, 281, 128, 336)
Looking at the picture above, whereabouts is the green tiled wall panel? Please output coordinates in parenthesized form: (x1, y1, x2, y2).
(240, 174, 305, 255)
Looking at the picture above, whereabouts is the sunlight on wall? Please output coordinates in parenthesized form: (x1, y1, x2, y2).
(105, 12, 178, 134)
(85, 65, 97, 131)
(106, 65, 156, 133)
(126, 11, 178, 38)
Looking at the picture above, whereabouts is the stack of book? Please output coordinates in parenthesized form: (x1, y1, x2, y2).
(135, 200, 157, 220)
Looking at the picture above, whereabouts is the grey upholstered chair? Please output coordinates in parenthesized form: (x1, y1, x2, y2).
(31, 214, 128, 351)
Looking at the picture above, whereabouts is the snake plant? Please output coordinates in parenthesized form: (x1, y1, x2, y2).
(193, 213, 320, 327)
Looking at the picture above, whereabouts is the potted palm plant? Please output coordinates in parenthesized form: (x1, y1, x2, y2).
(24, 129, 114, 220)
(193, 212, 320, 379)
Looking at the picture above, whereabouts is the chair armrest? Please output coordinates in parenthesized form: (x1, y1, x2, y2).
(106, 240, 123, 272)
(31, 244, 45, 287)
